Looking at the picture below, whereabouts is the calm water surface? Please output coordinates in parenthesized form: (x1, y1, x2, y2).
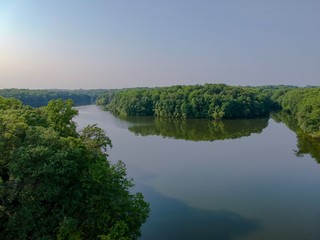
(75, 105, 320, 240)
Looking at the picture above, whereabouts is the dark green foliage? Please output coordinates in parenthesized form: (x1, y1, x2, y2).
(0, 97, 149, 239)
(97, 84, 320, 139)
(0, 89, 110, 107)
(278, 88, 320, 138)
(44, 99, 78, 137)
(95, 90, 122, 107)
(104, 84, 272, 120)
(257, 85, 298, 109)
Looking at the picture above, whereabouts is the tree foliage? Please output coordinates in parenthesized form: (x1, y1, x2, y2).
(0, 97, 149, 240)
(0, 89, 113, 107)
(96, 84, 320, 139)
(103, 84, 272, 120)
(277, 88, 320, 138)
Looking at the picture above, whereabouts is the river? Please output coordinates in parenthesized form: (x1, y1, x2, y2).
(75, 105, 320, 240)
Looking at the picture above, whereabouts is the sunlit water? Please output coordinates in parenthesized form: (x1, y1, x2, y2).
(75, 105, 320, 240)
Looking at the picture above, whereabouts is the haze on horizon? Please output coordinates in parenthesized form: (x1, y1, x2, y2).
(0, 0, 319, 90)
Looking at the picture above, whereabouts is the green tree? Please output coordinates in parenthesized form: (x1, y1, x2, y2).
(279, 88, 320, 138)
(44, 99, 78, 137)
(105, 84, 272, 120)
(0, 99, 149, 239)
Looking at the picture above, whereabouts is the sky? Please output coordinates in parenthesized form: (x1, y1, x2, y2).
(0, 0, 319, 89)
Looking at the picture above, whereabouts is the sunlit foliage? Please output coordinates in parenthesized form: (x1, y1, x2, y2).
(0, 97, 149, 239)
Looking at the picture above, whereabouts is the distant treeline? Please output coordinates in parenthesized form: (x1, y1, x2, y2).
(0, 89, 113, 107)
(96, 84, 319, 138)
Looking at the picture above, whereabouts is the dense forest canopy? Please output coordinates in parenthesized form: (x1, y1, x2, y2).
(0, 97, 149, 239)
(105, 84, 274, 119)
(277, 88, 320, 138)
(0, 89, 116, 107)
(96, 84, 319, 139)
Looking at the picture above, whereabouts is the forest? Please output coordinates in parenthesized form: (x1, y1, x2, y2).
(97, 84, 319, 139)
(0, 97, 149, 239)
(276, 88, 320, 138)
(0, 89, 117, 108)
(105, 84, 273, 119)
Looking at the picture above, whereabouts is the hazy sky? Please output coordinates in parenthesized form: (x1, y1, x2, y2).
(0, 0, 319, 89)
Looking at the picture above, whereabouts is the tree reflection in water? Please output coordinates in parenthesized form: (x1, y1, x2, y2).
(272, 111, 320, 163)
(120, 116, 269, 142)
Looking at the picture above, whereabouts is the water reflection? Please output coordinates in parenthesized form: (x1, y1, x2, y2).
(136, 185, 260, 240)
(272, 111, 320, 163)
(120, 116, 269, 142)
(75, 106, 320, 240)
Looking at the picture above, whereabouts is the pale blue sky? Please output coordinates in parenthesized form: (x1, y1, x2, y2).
(0, 0, 319, 89)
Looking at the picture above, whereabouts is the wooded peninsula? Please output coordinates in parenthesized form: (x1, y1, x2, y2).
(97, 84, 320, 139)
